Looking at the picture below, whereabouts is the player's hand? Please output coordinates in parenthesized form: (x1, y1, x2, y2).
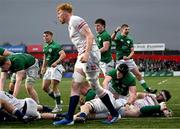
(80, 52, 89, 63)
(51, 62, 58, 68)
(41, 67, 46, 75)
(146, 88, 157, 94)
(115, 26, 121, 32)
(79, 97, 85, 105)
(124, 103, 131, 110)
(123, 56, 129, 60)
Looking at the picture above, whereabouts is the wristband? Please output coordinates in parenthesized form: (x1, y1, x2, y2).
(114, 30, 117, 34)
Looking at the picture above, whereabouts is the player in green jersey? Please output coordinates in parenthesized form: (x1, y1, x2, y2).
(74, 65, 171, 122)
(0, 47, 17, 95)
(95, 18, 114, 76)
(41, 31, 66, 113)
(0, 47, 12, 57)
(0, 53, 40, 103)
(0, 47, 13, 91)
(79, 81, 96, 106)
(104, 63, 137, 104)
(111, 24, 157, 93)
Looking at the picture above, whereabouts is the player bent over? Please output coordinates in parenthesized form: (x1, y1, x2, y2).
(0, 53, 40, 103)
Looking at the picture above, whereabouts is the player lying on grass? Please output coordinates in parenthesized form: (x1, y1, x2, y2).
(0, 98, 27, 123)
(118, 90, 172, 117)
(0, 91, 64, 122)
(74, 89, 172, 123)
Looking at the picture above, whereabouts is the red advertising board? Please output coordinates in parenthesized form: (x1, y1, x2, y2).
(27, 45, 43, 53)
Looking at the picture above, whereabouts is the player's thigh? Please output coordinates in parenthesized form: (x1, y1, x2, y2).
(43, 67, 51, 80)
(26, 59, 39, 78)
(115, 98, 127, 110)
(126, 59, 138, 70)
(116, 59, 137, 70)
(73, 59, 86, 83)
(25, 76, 36, 86)
(86, 98, 108, 113)
(51, 64, 65, 82)
(99, 61, 114, 75)
(84, 51, 100, 73)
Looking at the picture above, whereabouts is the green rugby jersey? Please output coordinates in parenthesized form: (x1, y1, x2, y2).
(107, 69, 136, 96)
(43, 40, 63, 67)
(0, 48, 5, 55)
(113, 34, 133, 60)
(7, 53, 35, 73)
(96, 30, 112, 63)
(85, 89, 96, 102)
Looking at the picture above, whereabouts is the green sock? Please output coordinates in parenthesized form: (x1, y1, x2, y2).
(54, 93, 61, 105)
(140, 105, 161, 116)
(140, 80, 149, 91)
(48, 91, 55, 99)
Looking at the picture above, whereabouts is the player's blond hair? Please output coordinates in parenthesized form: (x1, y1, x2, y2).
(56, 3, 73, 13)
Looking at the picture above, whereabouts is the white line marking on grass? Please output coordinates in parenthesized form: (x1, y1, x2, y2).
(62, 104, 180, 107)
(120, 117, 180, 120)
(5, 128, 180, 129)
(158, 79, 168, 85)
(173, 104, 180, 106)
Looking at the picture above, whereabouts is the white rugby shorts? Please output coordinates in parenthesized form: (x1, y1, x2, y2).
(43, 64, 65, 81)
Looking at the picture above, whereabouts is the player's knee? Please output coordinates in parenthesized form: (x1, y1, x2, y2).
(132, 70, 142, 80)
(42, 86, 48, 92)
(26, 77, 35, 86)
(136, 73, 142, 80)
(73, 71, 84, 83)
(52, 85, 59, 92)
(26, 86, 34, 94)
(87, 78, 103, 96)
(42, 81, 50, 92)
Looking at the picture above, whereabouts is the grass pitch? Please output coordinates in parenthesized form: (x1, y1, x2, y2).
(0, 77, 180, 129)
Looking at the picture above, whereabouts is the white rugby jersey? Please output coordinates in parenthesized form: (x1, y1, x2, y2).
(0, 91, 24, 109)
(134, 94, 157, 109)
(68, 15, 97, 55)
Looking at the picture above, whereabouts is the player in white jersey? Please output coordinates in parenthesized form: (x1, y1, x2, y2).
(120, 90, 172, 117)
(54, 3, 119, 125)
(0, 90, 40, 118)
(0, 98, 26, 123)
